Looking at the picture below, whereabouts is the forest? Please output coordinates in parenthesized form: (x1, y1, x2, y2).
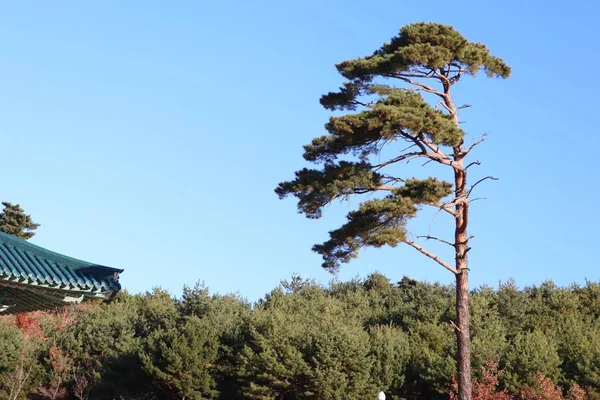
(0, 274, 598, 399)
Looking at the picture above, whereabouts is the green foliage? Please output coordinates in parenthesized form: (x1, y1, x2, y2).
(312, 196, 415, 271)
(0, 202, 40, 240)
(178, 281, 211, 318)
(1, 276, 600, 399)
(406, 320, 456, 394)
(368, 324, 411, 398)
(470, 286, 508, 370)
(334, 23, 510, 81)
(140, 316, 220, 399)
(556, 316, 600, 390)
(0, 319, 43, 400)
(54, 297, 147, 398)
(308, 90, 464, 161)
(237, 287, 377, 400)
(503, 330, 562, 390)
(0, 319, 22, 374)
(496, 279, 531, 340)
(275, 161, 382, 219)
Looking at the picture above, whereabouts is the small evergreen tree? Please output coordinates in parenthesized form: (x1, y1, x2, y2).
(276, 22, 510, 400)
(0, 202, 40, 240)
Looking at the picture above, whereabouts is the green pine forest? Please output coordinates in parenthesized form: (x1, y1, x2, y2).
(1, 274, 599, 399)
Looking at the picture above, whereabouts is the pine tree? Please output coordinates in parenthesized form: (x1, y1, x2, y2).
(0, 202, 40, 240)
(276, 22, 510, 400)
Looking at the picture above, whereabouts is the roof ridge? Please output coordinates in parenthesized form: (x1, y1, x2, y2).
(0, 231, 122, 272)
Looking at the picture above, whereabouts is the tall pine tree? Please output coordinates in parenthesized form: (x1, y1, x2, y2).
(276, 23, 510, 400)
(0, 202, 40, 240)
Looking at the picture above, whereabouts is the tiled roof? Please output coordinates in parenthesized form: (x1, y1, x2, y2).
(0, 231, 123, 314)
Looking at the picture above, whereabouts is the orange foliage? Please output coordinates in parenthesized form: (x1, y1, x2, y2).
(518, 374, 587, 400)
(450, 361, 512, 400)
(14, 311, 44, 339)
(450, 361, 588, 400)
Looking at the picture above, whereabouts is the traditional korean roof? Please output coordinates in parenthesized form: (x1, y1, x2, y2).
(0, 231, 123, 314)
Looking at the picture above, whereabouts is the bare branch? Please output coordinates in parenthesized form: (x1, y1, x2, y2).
(371, 130, 459, 171)
(338, 185, 398, 198)
(328, 184, 402, 204)
(469, 197, 487, 203)
(450, 320, 462, 332)
(400, 131, 428, 153)
(419, 135, 449, 159)
(354, 100, 374, 108)
(405, 240, 458, 274)
(381, 175, 406, 184)
(462, 133, 488, 155)
(432, 68, 449, 81)
(395, 72, 443, 80)
(437, 100, 453, 113)
(449, 63, 469, 73)
(465, 160, 481, 170)
(399, 143, 419, 152)
(417, 235, 455, 247)
(426, 200, 458, 237)
(467, 176, 498, 198)
(435, 194, 470, 213)
(371, 185, 396, 191)
(385, 73, 445, 97)
(373, 152, 423, 170)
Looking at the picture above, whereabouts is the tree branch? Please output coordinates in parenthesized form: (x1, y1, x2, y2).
(426, 201, 457, 237)
(467, 176, 498, 198)
(432, 68, 449, 81)
(405, 240, 458, 274)
(331, 184, 398, 201)
(417, 235, 455, 247)
(465, 160, 481, 170)
(437, 100, 453, 113)
(419, 134, 450, 161)
(381, 175, 406, 184)
(425, 202, 457, 217)
(450, 320, 462, 333)
(461, 133, 488, 156)
(469, 197, 487, 203)
(396, 72, 443, 80)
(385, 73, 446, 97)
(373, 152, 423, 170)
(354, 100, 374, 108)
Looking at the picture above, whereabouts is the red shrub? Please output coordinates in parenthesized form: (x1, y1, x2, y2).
(450, 362, 588, 400)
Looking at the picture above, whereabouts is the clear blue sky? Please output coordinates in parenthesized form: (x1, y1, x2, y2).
(1, 1, 598, 301)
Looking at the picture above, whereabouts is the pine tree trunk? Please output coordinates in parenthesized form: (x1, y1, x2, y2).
(454, 165, 471, 400)
(455, 268, 471, 400)
(444, 75, 473, 400)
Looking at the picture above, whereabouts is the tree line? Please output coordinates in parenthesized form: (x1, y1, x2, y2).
(0, 273, 598, 399)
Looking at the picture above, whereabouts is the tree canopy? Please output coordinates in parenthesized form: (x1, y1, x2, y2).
(0, 275, 598, 399)
(0, 202, 39, 240)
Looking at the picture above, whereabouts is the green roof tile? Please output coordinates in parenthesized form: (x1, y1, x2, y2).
(0, 231, 123, 314)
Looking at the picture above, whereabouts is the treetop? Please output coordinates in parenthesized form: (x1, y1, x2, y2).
(335, 22, 511, 83)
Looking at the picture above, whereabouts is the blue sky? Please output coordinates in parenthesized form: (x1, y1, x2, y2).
(1, 1, 598, 301)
